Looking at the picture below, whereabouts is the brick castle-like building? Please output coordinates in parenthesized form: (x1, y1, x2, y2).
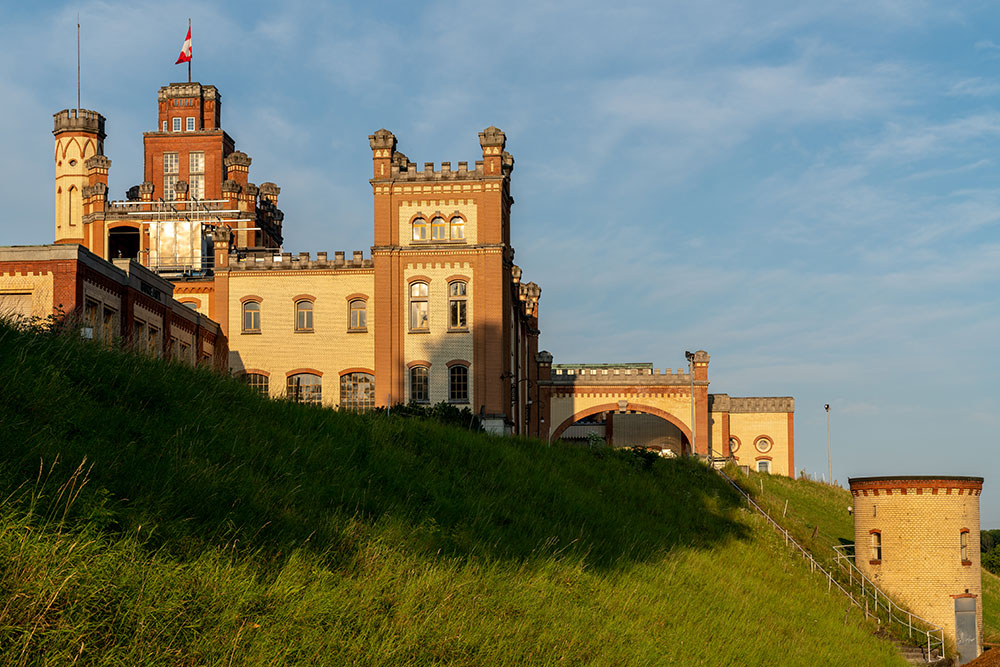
(0, 78, 795, 471)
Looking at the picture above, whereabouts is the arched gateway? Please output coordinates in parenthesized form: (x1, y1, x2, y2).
(535, 351, 797, 477)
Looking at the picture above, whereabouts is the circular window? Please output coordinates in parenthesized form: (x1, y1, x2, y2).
(755, 437, 772, 453)
(729, 437, 740, 453)
(69, 159, 77, 166)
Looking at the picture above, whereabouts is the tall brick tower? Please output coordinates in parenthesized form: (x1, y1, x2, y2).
(369, 127, 525, 432)
(53, 108, 106, 245)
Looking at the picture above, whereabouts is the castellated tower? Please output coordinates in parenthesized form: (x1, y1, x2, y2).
(53, 108, 106, 245)
(850, 475, 984, 664)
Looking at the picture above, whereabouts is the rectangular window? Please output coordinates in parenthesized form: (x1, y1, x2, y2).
(296, 301, 314, 332)
(162, 120, 167, 132)
(148, 326, 160, 357)
(410, 301, 428, 330)
(180, 341, 191, 364)
(350, 300, 367, 330)
(871, 532, 882, 562)
(189, 151, 205, 200)
(961, 531, 969, 562)
(757, 460, 770, 473)
(186, 117, 195, 131)
(449, 281, 467, 329)
(449, 365, 469, 403)
(134, 320, 145, 350)
(410, 366, 429, 403)
(163, 152, 179, 201)
(102, 307, 116, 346)
(172, 117, 181, 132)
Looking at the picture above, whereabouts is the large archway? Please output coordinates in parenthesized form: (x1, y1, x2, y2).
(551, 402, 692, 454)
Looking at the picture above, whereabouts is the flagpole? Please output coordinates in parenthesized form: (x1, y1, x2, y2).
(187, 18, 191, 83)
(77, 14, 81, 109)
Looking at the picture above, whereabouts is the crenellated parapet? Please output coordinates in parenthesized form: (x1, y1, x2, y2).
(53, 108, 106, 140)
(710, 394, 795, 413)
(548, 363, 696, 386)
(229, 250, 374, 271)
(370, 126, 514, 182)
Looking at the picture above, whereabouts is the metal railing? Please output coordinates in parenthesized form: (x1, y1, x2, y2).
(831, 544, 945, 658)
(716, 468, 945, 663)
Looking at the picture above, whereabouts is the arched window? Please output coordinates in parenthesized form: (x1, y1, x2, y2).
(349, 299, 367, 330)
(340, 372, 375, 411)
(431, 216, 447, 240)
(244, 373, 269, 396)
(295, 300, 314, 332)
(450, 217, 465, 240)
(870, 530, 882, 563)
(410, 282, 429, 330)
(449, 281, 467, 329)
(287, 373, 322, 404)
(242, 301, 261, 332)
(410, 366, 429, 403)
(412, 217, 428, 241)
(449, 364, 469, 403)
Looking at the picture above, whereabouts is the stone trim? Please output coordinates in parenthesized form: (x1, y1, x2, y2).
(406, 360, 431, 369)
(286, 368, 323, 378)
(240, 294, 262, 303)
(291, 294, 316, 303)
(339, 367, 374, 377)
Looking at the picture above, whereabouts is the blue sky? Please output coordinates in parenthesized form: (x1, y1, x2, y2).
(2, 1, 998, 525)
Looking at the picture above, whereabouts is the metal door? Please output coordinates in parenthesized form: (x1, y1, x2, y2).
(955, 597, 978, 665)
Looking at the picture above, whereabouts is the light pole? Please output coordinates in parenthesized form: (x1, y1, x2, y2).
(685, 351, 696, 458)
(825, 403, 831, 484)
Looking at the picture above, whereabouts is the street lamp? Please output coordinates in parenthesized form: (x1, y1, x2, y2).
(685, 351, 696, 458)
(825, 403, 832, 484)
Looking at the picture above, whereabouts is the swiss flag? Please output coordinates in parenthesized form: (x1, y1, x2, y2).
(175, 26, 192, 64)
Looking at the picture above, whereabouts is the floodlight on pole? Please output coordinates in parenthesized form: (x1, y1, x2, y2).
(825, 403, 831, 484)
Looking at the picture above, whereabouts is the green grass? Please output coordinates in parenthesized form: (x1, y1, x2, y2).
(0, 320, 906, 665)
(737, 468, 1000, 645)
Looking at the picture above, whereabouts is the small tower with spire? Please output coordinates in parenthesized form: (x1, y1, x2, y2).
(53, 108, 106, 245)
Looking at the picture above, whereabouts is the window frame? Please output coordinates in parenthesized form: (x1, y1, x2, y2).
(244, 372, 269, 396)
(188, 151, 205, 200)
(349, 299, 367, 331)
(340, 372, 375, 411)
(450, 216, 466, 240)
(448, 363, 469, 404)
(870, 530, 882, 564)
(756, 459, 770, 473)
(409, 281, 429, 331)
(172, 117, 181, 132)
(186, 116, 195, 132)
(242, 300, 261, 333)
(754, 436, 773, 453)
(295, 299, 314, 332)
(448, 280, 468, 330)
(287, 372, 322, 405)
(412, 217, 429, 241)
(163, 152, 179, 202)
(431, 216, 447, 240)
(409, 365, 430, 403)
(961, 528, 971, 565)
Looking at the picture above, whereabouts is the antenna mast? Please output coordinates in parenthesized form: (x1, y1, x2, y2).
(77, 14, 81, 109)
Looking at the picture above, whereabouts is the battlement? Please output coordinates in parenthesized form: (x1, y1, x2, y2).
(229, 250, 373, 271)
(709, 394, 795, 413)
(53, 108, 106, 139)
(371, 127, 514, 182)
(158, 82, 219, 102)
(390, 158, 493, 181)
(548, 362, 696, 386)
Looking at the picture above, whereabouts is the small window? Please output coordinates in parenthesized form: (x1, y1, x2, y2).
(242, 301, 261, 332)
(450, 217, 465, 240)
(287, 373, 322, 404)
(244, 373, 269, 396)
(412, 218, 428, 241)
(186, 117, 195, 132)
(102, 307, 117, 346)
(189, 151, 205, 200)
(961, 530, 970, 563)
(148, 326, 160, 357)
(410, 366, 429, 403)
(172, 117, 181, 132)
(756, 460, 770, 473)
(295, 300, 314, 332)
(871, 531, 882, 562)
(449, 365, 469, 403)
(182, 302, 198, 310)
(349, 299, 367, 330)
(728, 437, 740, 454)
(162, 120, 167, 132)
(755, 436, 773, 453)
(449, 281, 467, 329)
(163, 152, 179, 202)
(410, 282, 429, 330)
(431, 217, 447, 240)
(340, 372, 375, 411)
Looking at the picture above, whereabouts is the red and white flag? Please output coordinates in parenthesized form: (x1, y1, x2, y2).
(175, 26, 192, 64)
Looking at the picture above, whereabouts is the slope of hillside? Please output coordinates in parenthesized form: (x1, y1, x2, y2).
(0, 321, 905, 665)
(740, 469, 999, 644)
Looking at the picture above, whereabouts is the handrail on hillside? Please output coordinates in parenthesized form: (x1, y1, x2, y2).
(715, 468, 945, 663)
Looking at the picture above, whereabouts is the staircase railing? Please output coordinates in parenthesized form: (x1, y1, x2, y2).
(716, 468, 945, 662)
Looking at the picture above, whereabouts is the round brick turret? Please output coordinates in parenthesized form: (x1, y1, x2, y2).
(849, 475, 983, 662)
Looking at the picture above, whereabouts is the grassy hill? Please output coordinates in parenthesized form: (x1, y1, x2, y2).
(739, 469, 1000, 644)
(0, 320, 907, 665)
